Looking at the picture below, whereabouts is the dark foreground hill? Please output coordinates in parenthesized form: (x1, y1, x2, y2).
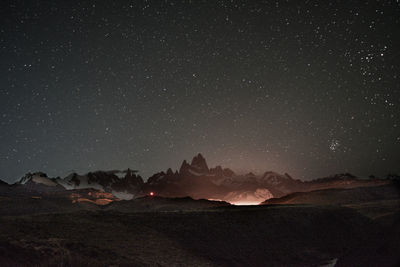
(0, 205, 382, 266)
(337, 211, 400, 267)
(260, 183, 400, 266)
(105, 196, 230, 212)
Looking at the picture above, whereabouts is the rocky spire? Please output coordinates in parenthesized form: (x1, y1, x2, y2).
(166, 168, 174, 176)
(179, 160, 191, 174)
(190, 153, 209, 172)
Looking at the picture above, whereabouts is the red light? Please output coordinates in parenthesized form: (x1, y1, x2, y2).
(149, 192, 154, 196)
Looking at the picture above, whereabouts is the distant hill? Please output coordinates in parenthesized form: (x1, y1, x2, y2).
(262, 183, 400, 206)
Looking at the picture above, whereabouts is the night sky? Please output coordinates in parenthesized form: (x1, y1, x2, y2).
(1, 0, 399, 183)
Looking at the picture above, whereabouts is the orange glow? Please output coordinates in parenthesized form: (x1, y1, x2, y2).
(69, 191, 117, 205)
(95, 198, 113, 205)
(73, 198, 113, 205)
(149, 192, 154, 196)
(207, 198, 261, 206)
(230, 201, 261, 206)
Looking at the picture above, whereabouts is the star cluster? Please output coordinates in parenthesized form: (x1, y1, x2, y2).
(0, 0, 399, 182)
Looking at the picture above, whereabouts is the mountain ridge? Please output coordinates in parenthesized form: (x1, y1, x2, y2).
(11, 153, 392, 204)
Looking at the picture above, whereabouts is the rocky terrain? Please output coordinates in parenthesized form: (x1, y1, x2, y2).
(0, 204, 388, 266)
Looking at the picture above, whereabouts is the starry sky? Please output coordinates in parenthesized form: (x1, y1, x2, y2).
(1, 0, 399, 183)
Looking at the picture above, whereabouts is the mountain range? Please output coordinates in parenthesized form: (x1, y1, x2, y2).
(3, 153, 391, 205)
(0, 154, 399, 265)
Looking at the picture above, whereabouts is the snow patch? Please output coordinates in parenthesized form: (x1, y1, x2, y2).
(111, 190, 134, 200)
(320, 258, 338, 267)
(114, 172, 126, 179)
(31, 176, 58, 187)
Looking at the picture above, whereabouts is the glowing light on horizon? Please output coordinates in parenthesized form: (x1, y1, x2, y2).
(231, 201, 261, 206)
(208, 198, 261, 206)
(149, 192, 154, 196)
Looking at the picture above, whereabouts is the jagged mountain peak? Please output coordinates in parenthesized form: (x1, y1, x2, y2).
(166, 168, 174, 176)
(54, 169, 144, 200)
(190, 153, 209, 172)
(179, 160, 191, 174)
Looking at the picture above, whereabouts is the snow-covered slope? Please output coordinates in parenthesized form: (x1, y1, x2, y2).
(18, 172, 58, 187)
